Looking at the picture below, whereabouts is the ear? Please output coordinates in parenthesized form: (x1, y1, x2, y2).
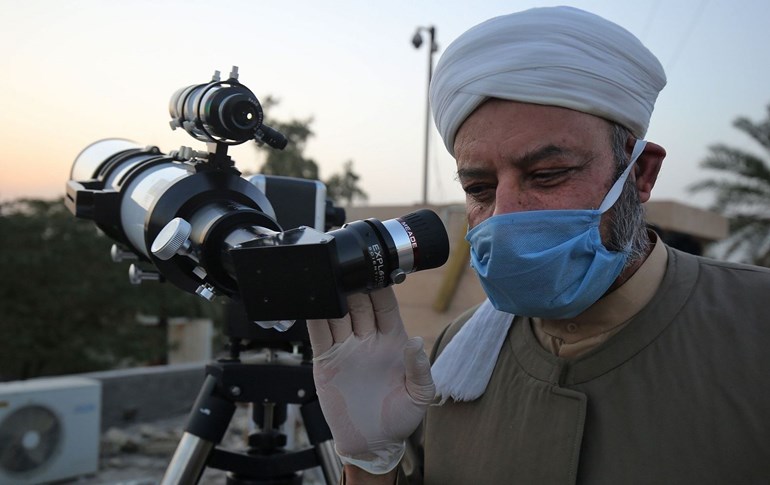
(632, 141, 665, 203)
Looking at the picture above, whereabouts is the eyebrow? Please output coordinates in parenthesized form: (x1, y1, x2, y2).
(456, 144, 577, 181)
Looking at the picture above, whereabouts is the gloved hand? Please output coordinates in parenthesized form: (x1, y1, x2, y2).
(307, 287, 435, 475)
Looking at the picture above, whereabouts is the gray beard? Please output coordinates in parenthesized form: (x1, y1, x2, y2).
(606, 178, 649, 265)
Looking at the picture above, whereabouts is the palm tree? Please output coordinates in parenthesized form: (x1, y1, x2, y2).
(689, 105, 770, 267)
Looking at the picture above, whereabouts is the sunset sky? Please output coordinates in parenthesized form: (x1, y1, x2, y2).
(1, 0, 769, 208)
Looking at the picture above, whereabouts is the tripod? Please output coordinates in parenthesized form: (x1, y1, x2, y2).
(160, 305, 342, 485)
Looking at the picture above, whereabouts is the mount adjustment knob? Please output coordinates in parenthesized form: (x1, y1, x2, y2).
(152, 218, 192, 261)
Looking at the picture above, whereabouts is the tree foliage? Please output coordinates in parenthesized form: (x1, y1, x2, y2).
(689, 104, 770, 266)
(0, 199, 222, 380)
(259, 117, 320, 180)
(325, 160, 369, 206)
(256, 99, 368, 206)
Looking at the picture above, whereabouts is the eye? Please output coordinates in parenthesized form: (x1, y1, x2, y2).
(530, 168, 572, 184)
(462, 182, 495, 201)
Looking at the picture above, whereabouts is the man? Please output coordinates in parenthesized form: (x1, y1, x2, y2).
(308, 6, 770, 484)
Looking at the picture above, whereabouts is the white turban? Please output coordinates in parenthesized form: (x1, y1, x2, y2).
(430, 6, 666, 156)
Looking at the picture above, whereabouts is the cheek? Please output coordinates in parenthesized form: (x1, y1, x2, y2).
(465, 199, 492, 229)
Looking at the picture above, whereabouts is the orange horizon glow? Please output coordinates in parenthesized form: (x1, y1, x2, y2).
(2, 0, 769, 209)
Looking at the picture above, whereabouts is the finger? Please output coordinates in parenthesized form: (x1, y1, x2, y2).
(403, 337, 435, 405)
(328, 312, 353, 344)
(369, 287, 403, 335)
(346, 292, 376, 337)
(306, 319, 334, 357)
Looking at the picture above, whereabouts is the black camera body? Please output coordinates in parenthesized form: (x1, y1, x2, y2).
(66, 68, 449, 328)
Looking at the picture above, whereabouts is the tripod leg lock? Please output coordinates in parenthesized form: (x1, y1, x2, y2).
(186, 374, 238, 443)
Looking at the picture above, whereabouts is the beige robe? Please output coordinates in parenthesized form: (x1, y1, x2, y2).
(403, 247, 770, 484)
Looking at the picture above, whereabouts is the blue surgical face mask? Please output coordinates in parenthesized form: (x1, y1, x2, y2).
(466, 139, 647, 319)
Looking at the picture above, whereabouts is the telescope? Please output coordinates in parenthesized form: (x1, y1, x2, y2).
(65, 67, 450, 330)
(64, 67, 451, 484)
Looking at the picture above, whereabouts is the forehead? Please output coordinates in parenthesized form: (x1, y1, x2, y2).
(453, 99, 613, 163)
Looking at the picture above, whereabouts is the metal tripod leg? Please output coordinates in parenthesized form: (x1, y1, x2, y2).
(161, 432, 216, 484)
(299, 397, 342, 484)
(315, 440, 342, 485)
(160, 374, 236, 485)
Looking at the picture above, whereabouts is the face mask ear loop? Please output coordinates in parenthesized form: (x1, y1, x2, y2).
(598, 139, 647, 213)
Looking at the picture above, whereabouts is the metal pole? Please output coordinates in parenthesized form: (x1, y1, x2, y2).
(160, 432, 214, 485)
(422, 26, 436, 206)
(316, 440, 343, 485)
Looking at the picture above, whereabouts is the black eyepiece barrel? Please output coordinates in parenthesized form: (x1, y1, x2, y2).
(329, 209, 450, 294)
(396, 209, 450, 271)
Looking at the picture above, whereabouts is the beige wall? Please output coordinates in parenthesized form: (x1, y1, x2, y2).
(644, 200, 728, 242)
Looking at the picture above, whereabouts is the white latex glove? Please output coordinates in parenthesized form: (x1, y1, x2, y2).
(307, 287, 435, 475)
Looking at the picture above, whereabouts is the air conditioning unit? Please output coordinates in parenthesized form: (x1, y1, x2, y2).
(0, 376, 101, 485)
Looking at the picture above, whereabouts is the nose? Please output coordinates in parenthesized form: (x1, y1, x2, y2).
(492, 184, 525, 217)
